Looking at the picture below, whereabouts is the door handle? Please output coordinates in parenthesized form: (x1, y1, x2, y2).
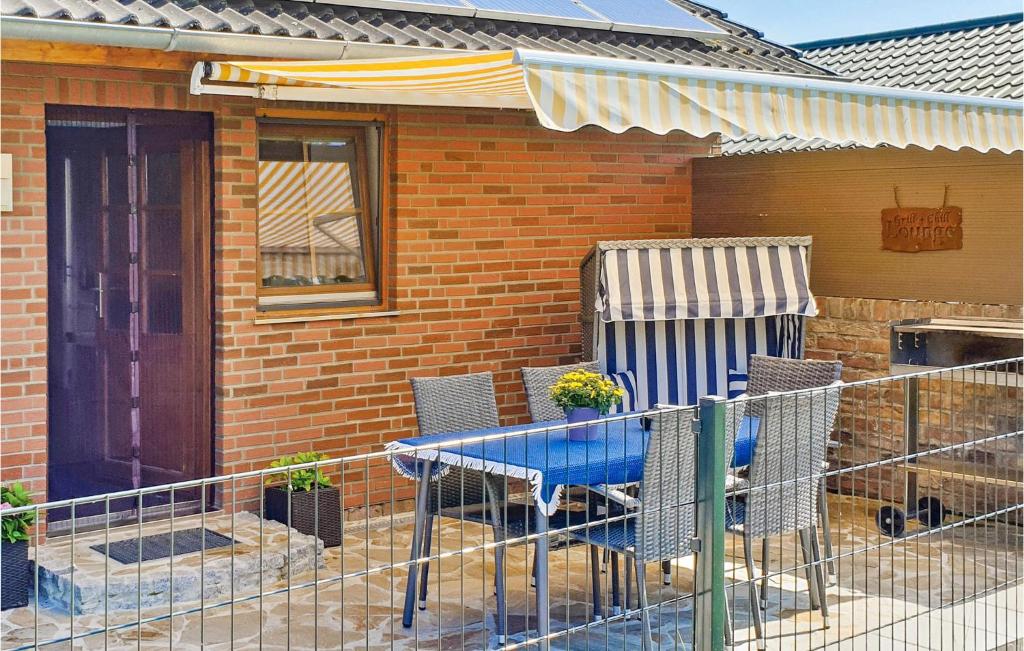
(96, 272, 105, 320)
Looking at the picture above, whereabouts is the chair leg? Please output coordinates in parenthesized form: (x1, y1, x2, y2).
(760, 538, 770, 611)
(723, 595, 734, 648)
(494, 543, 507, 643)
(809, 526, 831, 629)
(635, 557, 653, 650)
(610, 551, 622, 614)
(818, 481, 837, 585)
(798, 528, 821, 611)
(418, 514, 434, 610)
(743, 535, 765, 651)
(661, 559, 672, 585)
(589, 546, 604, 621)
(624, 555, 633, 614)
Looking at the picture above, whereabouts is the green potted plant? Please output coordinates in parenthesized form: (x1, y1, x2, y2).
(1, 483, 35, 611)
(263, 452, 341, 547)
(550, 369, 624, 441)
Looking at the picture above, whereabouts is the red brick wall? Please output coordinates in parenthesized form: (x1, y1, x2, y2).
(0, 57, 707, 506)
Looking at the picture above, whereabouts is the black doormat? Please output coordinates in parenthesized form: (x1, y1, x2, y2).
(90, 528, 235, 565)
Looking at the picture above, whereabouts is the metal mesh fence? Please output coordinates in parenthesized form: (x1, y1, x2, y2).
(725, 357, 1023, 650)
(1, 359, 1020, 650)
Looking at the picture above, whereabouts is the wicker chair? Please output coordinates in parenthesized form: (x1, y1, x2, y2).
(406, 373, 506, 620)
(521, 361, 601, 422)
(566, 402, 747, 649)
(729, 383, 842, 650)
(744, 354, 843, 583)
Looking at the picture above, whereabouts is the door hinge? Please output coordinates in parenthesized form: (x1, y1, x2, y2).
(129, 252, 138, 264)
(127, 154, 137, 167)
(131, 443, 141, 459)
(130, 397, 140, 409)
(692, 417, 702, 434)
(130, 301, 140, 314)
(689, 537, 702, 553)
(131, 350, 140, 362)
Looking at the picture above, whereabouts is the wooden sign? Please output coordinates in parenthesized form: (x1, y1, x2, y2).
(881, 206, 963, 252)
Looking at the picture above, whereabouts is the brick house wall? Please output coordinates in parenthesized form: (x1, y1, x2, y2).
(0, 53, 708, 507)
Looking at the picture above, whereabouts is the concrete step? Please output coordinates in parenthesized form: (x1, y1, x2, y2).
(33, 512, 324, 615)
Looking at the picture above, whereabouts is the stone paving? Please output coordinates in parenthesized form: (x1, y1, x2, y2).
(1, 494, 1020, 649)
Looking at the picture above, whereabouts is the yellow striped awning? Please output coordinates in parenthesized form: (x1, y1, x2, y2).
(192, 49, 1023, 154)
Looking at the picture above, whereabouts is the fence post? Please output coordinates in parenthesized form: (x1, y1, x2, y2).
(903, 376, 920, 509)
(694, 396, 727, 651)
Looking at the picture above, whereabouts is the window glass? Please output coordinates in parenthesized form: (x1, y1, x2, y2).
(257, 125, 377, 297)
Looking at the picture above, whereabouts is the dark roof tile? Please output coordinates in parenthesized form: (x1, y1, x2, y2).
(2, 0, 827, 75)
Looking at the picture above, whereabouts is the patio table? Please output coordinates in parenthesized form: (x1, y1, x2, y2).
(386, 415, 648, 647)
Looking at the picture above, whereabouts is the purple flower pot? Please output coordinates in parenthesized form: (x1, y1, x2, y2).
(566, 406, 604, 441)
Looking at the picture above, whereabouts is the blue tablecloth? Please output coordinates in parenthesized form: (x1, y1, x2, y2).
(385, 417, 648, 516)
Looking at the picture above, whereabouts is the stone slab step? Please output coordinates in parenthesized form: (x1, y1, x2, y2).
(33, 512, 324, 615)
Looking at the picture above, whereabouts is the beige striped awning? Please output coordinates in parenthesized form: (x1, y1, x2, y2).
(193, 49, 1022, 154)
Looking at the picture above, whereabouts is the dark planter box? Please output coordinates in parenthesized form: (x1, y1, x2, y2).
(264, 486, 342, 548)
(1, 540, 29, 611)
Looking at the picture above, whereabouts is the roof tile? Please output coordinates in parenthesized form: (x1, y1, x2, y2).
(2, 0, 828, 75)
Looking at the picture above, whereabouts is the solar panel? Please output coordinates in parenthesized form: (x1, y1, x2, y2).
(467, 0, 608, 27)
(388, 0, 471, 6)
(579, 0, 726, 36)
(332, 0, 475, 16)
(329, 0, 727, 37)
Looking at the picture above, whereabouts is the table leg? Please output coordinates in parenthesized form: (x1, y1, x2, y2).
(403, 459, 433, 628)
(534, 501, 550, 649)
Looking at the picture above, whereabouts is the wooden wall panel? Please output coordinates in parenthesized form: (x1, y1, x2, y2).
(692, 147, 1023, 305)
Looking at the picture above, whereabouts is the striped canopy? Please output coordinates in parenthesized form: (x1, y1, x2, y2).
(596, 239, 815, 323)
(194, 49, 1023, 154)
(586, 237, 811, 409)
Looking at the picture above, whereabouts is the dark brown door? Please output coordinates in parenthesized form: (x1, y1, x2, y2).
(47, 108, 212, 522)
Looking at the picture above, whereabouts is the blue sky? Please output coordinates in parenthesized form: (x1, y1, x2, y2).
(706, 1, 1022, 45)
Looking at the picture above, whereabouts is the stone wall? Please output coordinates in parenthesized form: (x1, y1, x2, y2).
(808, 296, 1022, 520)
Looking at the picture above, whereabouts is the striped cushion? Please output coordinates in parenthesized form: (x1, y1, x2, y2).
(600, 316, 802, 409)
(606, 371, 638, 414)
(727, 369, 748, 399)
